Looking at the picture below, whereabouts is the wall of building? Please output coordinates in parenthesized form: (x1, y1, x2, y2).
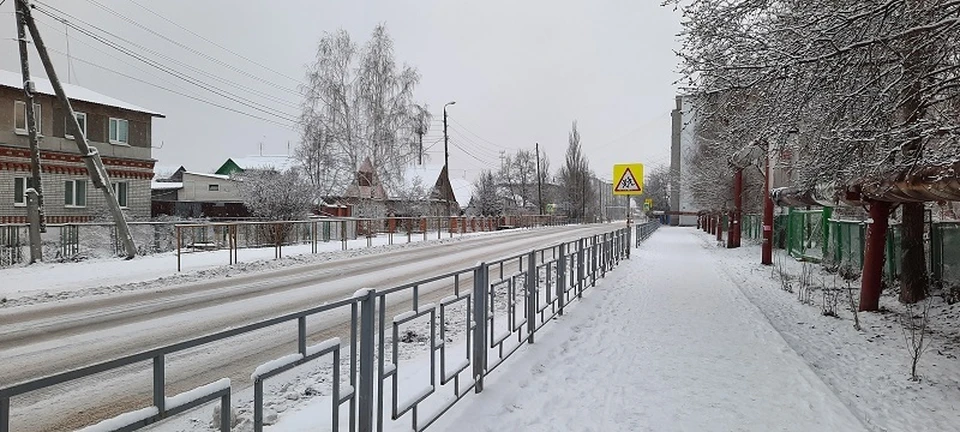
(0, 85, 158, 223)
(669, 95, 700, 226)
(0, 166, 151, 223)
(0, 87, 153, 160)
(177, 173, 242, 202)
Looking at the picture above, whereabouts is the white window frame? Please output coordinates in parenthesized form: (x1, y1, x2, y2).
(14, 101, 42, 136)
(64, 179, 87, 208)
(13, 177, 36, 207)
(109, 117, 129, 145)
(208, 184, 220, 192)
(65, 112, 87, 140)
(113, 181, 129, 208)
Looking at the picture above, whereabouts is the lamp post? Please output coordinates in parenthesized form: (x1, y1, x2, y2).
(443, 101, 456, 216)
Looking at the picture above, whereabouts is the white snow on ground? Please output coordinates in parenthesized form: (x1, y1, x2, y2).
(431, 227, 866, 432)
(709, 233, 960, 432)
(0, 229, 500, 306)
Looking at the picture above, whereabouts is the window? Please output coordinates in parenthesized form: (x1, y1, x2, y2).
(14, 101, 42, 135)
(13, 177, 36, 206)
(208, 184, 220, 192)
(113, 181, 128, 207)
(65, 112, 87, 139)
(109, 118, 129, 144)
(64, 179, 87, 207)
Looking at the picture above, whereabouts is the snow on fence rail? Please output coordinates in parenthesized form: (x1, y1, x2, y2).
(0, 225, 637, 432)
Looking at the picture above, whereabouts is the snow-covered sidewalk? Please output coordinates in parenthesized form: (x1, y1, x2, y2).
(433, 227, 867, 432)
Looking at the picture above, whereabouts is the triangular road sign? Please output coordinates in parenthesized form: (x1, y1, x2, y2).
(615, 168, 641, 193)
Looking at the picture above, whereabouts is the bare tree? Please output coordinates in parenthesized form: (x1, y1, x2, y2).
(900, 299, 933, 381)
(299, 24, 424, 200)
(558, 121, 597, 221)
(639, 165, 672, 212)
(392, 175, 429, 217)
(235, 168, 314, 221)
(497, 149, 537, 213)
(671, 0, 960, 303)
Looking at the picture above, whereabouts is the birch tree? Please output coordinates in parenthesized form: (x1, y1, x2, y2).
(299, 24, 424, 199)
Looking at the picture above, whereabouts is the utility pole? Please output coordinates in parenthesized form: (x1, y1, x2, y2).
(417, 129, 424, 165)
(443, 101, 455, 216)
(19, 0, 137, 259)
(16, 0, 46, 245)
(535, 142, 543, 215)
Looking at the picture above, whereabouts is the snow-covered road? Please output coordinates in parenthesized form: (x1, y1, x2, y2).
(0, 224, 618, 432)
(433, 227, 867, 432)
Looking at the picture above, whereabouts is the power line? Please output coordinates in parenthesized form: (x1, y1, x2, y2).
(451, 140, 497, 165)
(449, 119, 514, 150)
(448, 127, 509, 157)
(33, 2, 301, 114)
(81, 0, 301, 103)
(33, 3, 300, 123)
(43, 44, 296, 128)
(125, 0, 304, 86)
(79, 0, 303, 99)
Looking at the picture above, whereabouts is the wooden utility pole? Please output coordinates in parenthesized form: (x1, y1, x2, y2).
(15, 0, 46, 247)
(19, 0, 137, 259)
(535, 142, 543, 215)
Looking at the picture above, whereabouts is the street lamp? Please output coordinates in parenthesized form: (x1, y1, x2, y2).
(443, 101, 456, 216)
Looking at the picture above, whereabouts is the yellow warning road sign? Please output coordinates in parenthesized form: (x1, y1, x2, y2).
(613, 163, 644, 195)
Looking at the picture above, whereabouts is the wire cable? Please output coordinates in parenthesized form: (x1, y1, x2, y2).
(125, 0, 304, 85)
(34, 2, 301, 121)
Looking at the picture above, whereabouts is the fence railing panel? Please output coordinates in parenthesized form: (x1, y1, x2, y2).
(1, 225, 642, 432)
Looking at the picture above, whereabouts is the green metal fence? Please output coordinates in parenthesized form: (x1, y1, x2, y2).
(781, 207, 959, 289)
(786, 208, 831, 262)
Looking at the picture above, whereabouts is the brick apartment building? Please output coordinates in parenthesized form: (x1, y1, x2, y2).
(0, 70, 164, 223)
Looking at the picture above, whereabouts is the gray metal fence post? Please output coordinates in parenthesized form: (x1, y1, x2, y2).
(626, 227, 631, 259)
(577, 238, 584, 298)
(153, 355, 165, 415)
(602, 233, 608, 276)
(1, 397, 9, 432)
(473, 263, 488, 393)
(358, 289, 376, 432)
(557, 243, 566, 316)
(220, 393, 231, 432)
(591, 236, 597, 286)
(526, 250, 536, 344)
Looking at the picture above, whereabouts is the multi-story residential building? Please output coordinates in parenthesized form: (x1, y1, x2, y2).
(669, 95, 700, 226)
(0, 70, 164, 223)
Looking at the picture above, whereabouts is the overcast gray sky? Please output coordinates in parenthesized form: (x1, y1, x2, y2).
(2, 0, 682, 183)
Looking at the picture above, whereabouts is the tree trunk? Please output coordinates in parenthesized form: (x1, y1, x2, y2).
(897, 0, 928, 304)
(900, 202, 927, 303)
(860, 201, 890, 311)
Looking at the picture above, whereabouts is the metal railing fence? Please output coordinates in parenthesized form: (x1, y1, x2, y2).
(0, 225, 646, 432)
(0, 215, 567, 269)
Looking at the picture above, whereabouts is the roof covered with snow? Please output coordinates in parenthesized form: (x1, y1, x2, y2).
(401, 165, 444, 190)
(0, 69, 165, 117)
(150, 181, 183, 190)
(450, 178, 472, 208)
(395, 164, 473, 208)
(216, 155, 296, 175)
(182, 171, 232, 181)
